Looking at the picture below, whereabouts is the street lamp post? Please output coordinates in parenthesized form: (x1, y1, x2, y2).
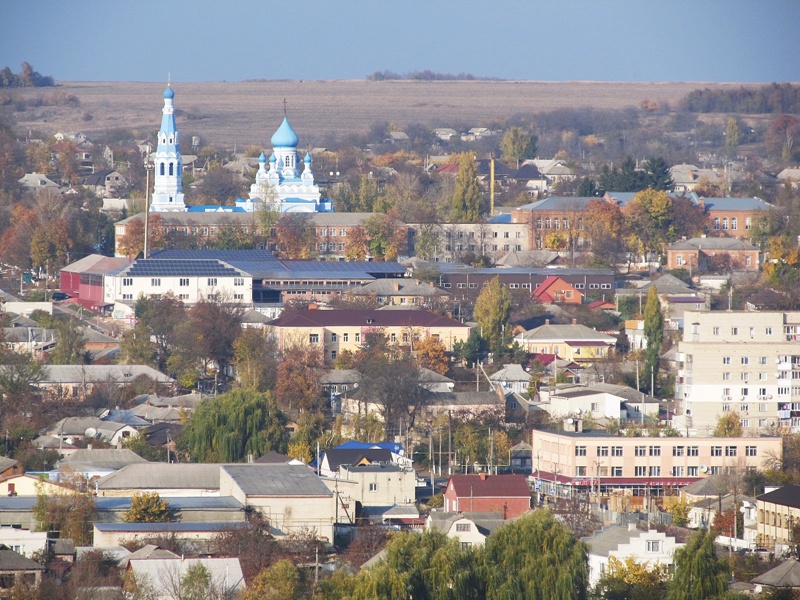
(143, 145, 153, 259)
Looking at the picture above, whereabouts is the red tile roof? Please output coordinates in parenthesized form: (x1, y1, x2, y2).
(448, 474, 530, 498)
(269, 309, 469, 329)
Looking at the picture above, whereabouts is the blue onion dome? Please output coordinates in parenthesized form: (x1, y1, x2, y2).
(304, 152, 312, 164)
(259, 152, 266, 163)
(271, 117, 299, 147)
(269, 153, 277, 163)
(163, 85, 174, 99)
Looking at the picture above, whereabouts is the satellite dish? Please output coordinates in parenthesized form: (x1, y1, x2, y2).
(567, 418, 574, 424)
(84, 427, 97, 438)
(700, 465, 708, 473)
(576, 409, 583, 415)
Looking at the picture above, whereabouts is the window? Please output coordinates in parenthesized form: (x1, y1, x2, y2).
(319, 228, 327, 236)
(330, 350, 336, 360)
(759, 403, 768, 412)
(710, 466, 722, 475)
(597, 446, 609, 457)
(234, 278, 244, 286)
(611, 467, 623, 476)
(151, 278, 161, 287)
(722, 403, 732, 412)
(673, 446, 685, 457)
(456, 523, 471, 532)
(576, 466, 586, 476)
(741, 356, 749, 365)
(746, 217, 752, 230)
(649, 466, 661, 476)
(122, 293, 133, 300)
(672, 466, 684, 476)
(713, 217, 720, 230)
(635, 466, 646, 477)
(390, 333, 397, 343)
(760, 356, 768, 364)
(732, 327, 739, 335)
(646, 540, 661, 553)
(760, 373, 768, 381)
(723, 357, 731, 365)
(319, 243, 327, 252)
(330, 333, 338, 343)
(740, 419, 750, 428)
(722, 372, 731, 381)
(746, 446, 757, 457)
(369, 483, 378, 492)
(731, 217, 738, 230)
(591, 402, 599, 412)
(179, 278, 189, 287)
(711, 446, 723, 457)
(687, 466, 699, 476)
(208, 278, 217, 287)
(309, 334, 320, 344)
(713, 326, 720, 335)
(575, 446, 587, 457)
(461, 542, 472, 550)
(343, 333, 349, 343)
(688, 446, 699, 456)
(725, 446, 738, 457)
(122, 278, 133, 286)
(635, 446, 646, 457)
(649, 446, 661, 457)
(722, 217, 728, 230)
(355, 333, 361, 343)
(741, 372, 749, 382)
(741, 404, 749, 412)
(611, 446, 623, 457)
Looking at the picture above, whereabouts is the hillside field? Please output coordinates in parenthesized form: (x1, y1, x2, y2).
(8, 79, 753, 149)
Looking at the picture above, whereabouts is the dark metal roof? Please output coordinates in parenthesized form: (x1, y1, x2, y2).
(116, 259, 246, 278)
(758, 484, 800, 509)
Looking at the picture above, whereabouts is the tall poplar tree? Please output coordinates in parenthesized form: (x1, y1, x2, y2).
(643, 286, 663, 394)
(473, 276, 512, 352)
(450, 152, 482, 222)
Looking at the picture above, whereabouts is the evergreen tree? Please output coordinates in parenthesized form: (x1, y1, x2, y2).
(450, 152, 482, 222)
(725, 116, 740, 158)
(643, 286, 663, 394)
(473, 276, 512, 352)
(576, 177, 598, 197)
(643, 156, 674, 191)
(667, 530, 728, 600)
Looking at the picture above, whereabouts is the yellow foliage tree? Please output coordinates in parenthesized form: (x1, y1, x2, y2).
(606, 555, 670, 586)
(415, 335, 449, 375)
(123, 492, 170, 523)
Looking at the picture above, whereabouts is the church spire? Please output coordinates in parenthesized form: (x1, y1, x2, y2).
(150, 82, 186, 212)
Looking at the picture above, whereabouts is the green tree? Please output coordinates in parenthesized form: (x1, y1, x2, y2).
(34, 476, 95, 545)
(725, 117, 740, 158)
(452, 329, 489, 367)
(123, 491, 170, 523)
(625, 189, 673, 259)
(179, 389, 288, 462)
(233, 328, 278, 392)
(501, 126, 538, 169)
(450, 152, 482, 222)
(643, 156, 674, 191)
(474, 276, 512, 351)
(50, 318, 88, 365)
(667, 530, 728, 600)
(119, 324, 157, 366)
(643, 286, 663, 394)
(181, 563, 212, 600)
(484, 510, 588, 600)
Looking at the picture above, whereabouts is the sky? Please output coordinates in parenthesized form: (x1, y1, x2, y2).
(1, 1, 799, 84)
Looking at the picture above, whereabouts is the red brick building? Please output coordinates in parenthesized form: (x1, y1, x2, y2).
(443, 474, 531, 519)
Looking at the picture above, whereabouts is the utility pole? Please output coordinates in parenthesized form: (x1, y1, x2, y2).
(143, 145, 152, 259)
(448, 410, 452, 476)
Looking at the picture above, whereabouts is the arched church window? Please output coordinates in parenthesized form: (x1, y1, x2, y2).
(160, 163, 165, 176)
(169, 163, 174, 176)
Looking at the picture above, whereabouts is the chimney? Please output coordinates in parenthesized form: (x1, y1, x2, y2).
(308, 303, 318, 310)
(479, 473, 487, 481)
(628, 522, 637, 531)
(393, 281, 400, 291)
(572, 318, 577, 325)
(545, 319, 550, 325)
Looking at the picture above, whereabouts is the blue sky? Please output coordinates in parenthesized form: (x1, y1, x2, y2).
(1, 1, 798, 83)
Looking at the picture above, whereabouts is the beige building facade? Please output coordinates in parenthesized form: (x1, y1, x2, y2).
(675, 311, 800, 435)
(531, 426, 781, 491)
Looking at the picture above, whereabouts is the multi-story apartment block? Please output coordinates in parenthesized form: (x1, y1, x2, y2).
(531, 422, 781, 496)
(675, 311, 800, 435)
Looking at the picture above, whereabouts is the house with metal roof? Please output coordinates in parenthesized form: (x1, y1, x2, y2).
(126, 557, 246, 598)
(443, 474, 531, 519)
(426, 510, 507, 547)
(36, 365, 175, 401)
(95, 463, 224, 497)
(220, 464, 336, 542)
(489, 364, 532, 394)
(666, 236, 760, 271)
(582, 524, 683, 588)
(514, 319, 617, 363)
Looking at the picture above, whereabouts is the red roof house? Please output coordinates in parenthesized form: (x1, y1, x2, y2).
(443, 474, 531, 519)
(532, 275, 582, 305)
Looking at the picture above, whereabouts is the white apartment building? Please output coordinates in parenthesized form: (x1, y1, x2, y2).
(105, 258, 253, 307)
(675, 311, 800, 435)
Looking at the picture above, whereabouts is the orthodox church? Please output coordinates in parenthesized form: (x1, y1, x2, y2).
(149, 85, 332, 214)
